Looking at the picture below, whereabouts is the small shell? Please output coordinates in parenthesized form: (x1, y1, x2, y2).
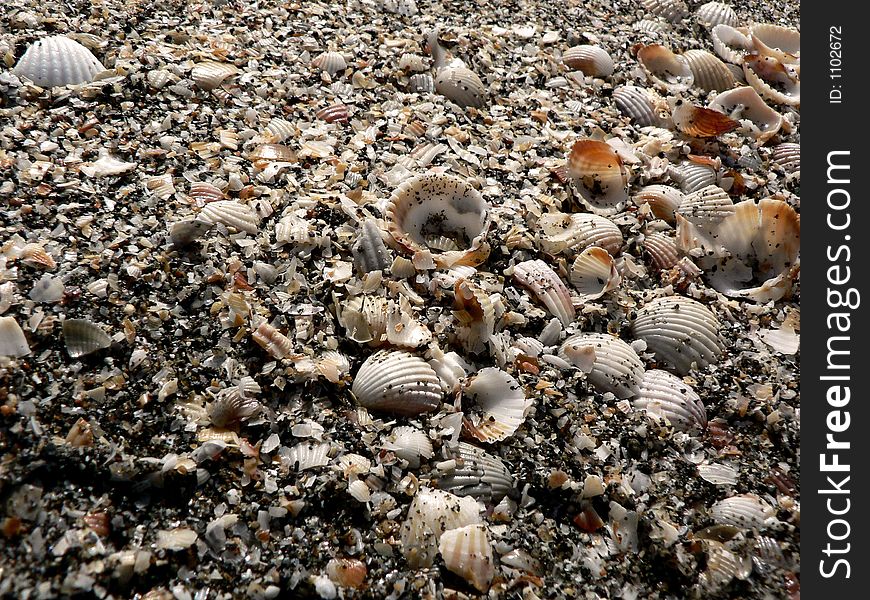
(435, 66, 485, 108)
(674, 161, 718, 193)
(398, 53, 428, 72)
(263, 118, 296, 143)
(383, 426, 434, 468)
(284, 442, 331, 471)
(463, 368, 530, 443)
(385, 300, 433, 348)
(770, 143, 800, 175)
(427, 347, 472, 394)
(709, 494, 776, 530)
(147, 69, 177, 89)
(701, 540, 753, 589)
(698, 463, 739, 485)
(316, 103, 349, 123)
(438, 524, 495, 592)
(676, 185, 735, 232)
(562, 46, 614, 77)
(750, 24, 800, 64)
(633, 369, 707, 432)
(633, 185, 685, 223)
(63, 319, 111, 358)
(453, 279, 496, 352)
(634, 19, 670, 36)
(709, 86, 784, 143)
(711, 24, 753, 64)
(512, 259, 575, 327)
(535, 212, 623, 256)
(670, 99, 739, 138)
(400, 487, 482, 568)
(312, 51, 347, 76)
(13, 35, 105, 87)
(569, 247, 621, 300)
(695, 2, 738, 28)
(641, 0, 689, 22)
(208, 392, 260, 428)
(408, 73, 435, 93)
(432, 442, 515, 503)
(252, 322, 294, 360)
(0, 317, 30, 358)
(631, 296, 724, 375)
(567, 139, 630, 215)
(248, 143, 296, 164)
(637, 45, 693, 93)
(156, 528, 198, 551)
(18, 243, 56, 270)
(326, 558, 367, 589)
(352, 219, 392, 275)
(169, 219, 214, 246)
(187, 181, 225, 205)
(613, 85, 665, 127)
(559, 333, 644, 398)
(743, 55, 800, 107)
(191, 61, 238, 91)
(643, 231, 681, 270)
(198, 201, 260, 234)
(681, 50, 736, 93)
(352, 350, 443, 416)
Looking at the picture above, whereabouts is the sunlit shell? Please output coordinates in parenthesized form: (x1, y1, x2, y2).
(709, 494, 776, 529)
(770, 143, 800, 175)
(681, 50, 736, 93)
(434, 65, 486, 109)
(383, 426, 434, 468)
(326, 558, 367, 589)
(385, 299, 433, 347)
(352, 219, 392, 275)
(262, 118, 296, 143)
(427, 347, 473, 394)
(18, 243, 57, 270)
(342, 295, 388, 345)
(400, 487, 482, 568)
(711, 24, 753, 64)
(187, 181, 224, 205)
(316, 103, 349, 123)
(750, 24, 800, 64)
(13, 35, 105, 87)
(673, 161, 718, 194)
(408, 73, 435, 93)
(432, 442, 515, 503)
(248, 143, 296, 164)
(0, 317, 30, 358)
(156, 528, 198, 551)
(743, 55, 800, 107)
(63, 319, 111, 358)
(352, 350, 442, 416)
(312, 51, 347, 76)
(698, 463, 739, 485)
(631, 296, 724, 375)
(567, 139, 629, 215)
(191, 61, 238, 91)
(453, 279, 496, 352)
(559, 333, 644, 398)
(463, 368, 530, 443)
(535, 212, 623, 256)
(512, 259, 575, 327)
(676, 185, 735, 233)
(198, 201, 260, 234)
(641, 0, 689, 22)
(80, 153, 137, 178)
(569, 247, 621, 300)
(562, 45, 614, 77)
(695, 2, 738, 28)
(633, 185, 685, 224)
(637, 45, 693, 93)
(634, 369, 706, 432)
(399, 53, 428, 72)
(709, 86, 784, 143)
(284, 441, 331, 471)
(613, 85, 665, 127)
(386, 174, 490, 268)
(634, 19, 670, 36)
(644, 231, 681, 270)
(252, 322, 294, 360)
(438, 524, 495, 592)
(208, 392, 260, 428)
(670, 99, 739, 138)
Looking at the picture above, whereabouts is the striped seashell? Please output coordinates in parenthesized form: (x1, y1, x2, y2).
(463, 368, 530, 443)
(711, 24, 753, 64)
(708, 86, 784, 143)
(634, 19, 670, 37)
(249, 143, 296, 163)
(191, 61, 238, 91)
(750, 24, 800, 64)
(400, 487, 482, 568)
(63, 319, 111, 358)
(145, 174, 176, 201)
(709, 494, 776, 529)
(385, 299, 433, 348)
(637, 45, 693, 92)
(643, 231, 681, 270)
(404, 120, 428, 138)
(674, 161, 718, 193)
(218, 130, 238, 150)
(434, 65, 486, 109)
(341, 295, 388, 345)
(18, 243, 56, 270)
(559, 333, 644, 398)
(316, 350, 351, 383)
(398, 53, 428, 72)
(347, 479, 371, 502)
(252, 322, 293, 359)
(284, 441, 331, 471)
(743, 55, 800, 107)
(264, 118, 296, 143)
(198, 200, 260, 234)
(312, 51, 347, 76)
(670, 99, 739, 138)
(567, 139, 630, 215)
(147, 69, 177, 89)
(326, 558, 367, 589)
(562, 46, 614, 77)
(187, 181, 224, 205)
(631, 295, 724, 374)
(316, 103, 349, 123)
(676, 185, 735, 232)
(453, 279, 496, 352)
(208, 391, 260, 428)
(432, 442, 515, 503)
(14, 35, 105, 88)
(701, 540, 753, 589)
(634, 369, 707, 432)
(681, 50, 736, 93)
(427, 347, 472, 394)
(390, 256, 416, 278)
(383, 426, 433, 468)
(438, 524, 495, 592)
(0, 317, 30, 358)
(408, 73, 435, 93)
(352, 219, 392, 275)
(695, 2, 738, 28)
(352, 350, 442, 416)
(633, 185, 685, 223)
(536, 212, 623, 257)
(569, 247, 621, 300)
(698, 462, 739, 485)
(169, 218, 213, 246)
(770, 143, 799, 175)
(641, 0, 689, 22)
(613, 85, 665, 128)
(512, 259, 575, 327)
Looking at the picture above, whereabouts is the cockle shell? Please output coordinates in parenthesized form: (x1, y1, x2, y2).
(198, 201, 260, 234)
(634, 369, 707, 432)
(743, 55, 800, 107)
(567, 139, 630, 215)
(428, 347, 473, 394)
(697, 463, 739, 486)
(463, 368, 530, 443)
(187, 181, 225, 205)
(681, 50, 736, 93)
(400, 487, 482, 568)
(535, 212, 623, 256)
(284, 442, 331, 471)
(770, 143, 800, 175)
(643, 231, 681, 271)
(637, 45, 693, 93)
(711, 24, 753, 64)
(634, 185, 685, 223)
(408, 73, 435, 93)
(709, 86, 784, 143)
(695, 2, 738, 28)
(383, 426, 434, 468)
(676, 185, 735, 233)
(670, 99, 739, 138)
(438, 524, 495, 592)
(208, 391, 260, 428)
(631, 296, 724, 374)
(641, 0, 689, 22)
(352, 219, 392, 275)
(613, 85, 666, 127)
(13, 35, 105, 88)
(316, 103, 349, 123)
(512, 259, 575, 326)
(399, 53, 428, 72)
(63, 319, 111, 358)
(312, 51, 347, 76)
(191, 61, 238, 91)
(562, 46, 614, 77)
(249, 143, 296, 164)
(749, 24, 800, 64)
(252, 322, 293, 359)
(569, 247, 621, 300)
(559, 333, 644, 398)
(434, 66, 486, 109)
(673, 161, 718, 194)
(17, 243, 56, 270)
(352, 350, 442, 416)
(709, 494, 776, 530)
(432, 442, 515, 503)
(0, 317, 30, 358)
(634, 19, 670, 36)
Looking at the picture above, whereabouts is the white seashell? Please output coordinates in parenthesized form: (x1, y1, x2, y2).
(169, 218, 214, 246)
(695, 2, 738, 28)
(743, 55, 800, 107)
(452, 279, 496, 353)
(569, 247, 621, 300)
(681, 50, 736, 93)
(352, 350, 442, 416)
(13, 35, 105, 88)
(512, 259, 575, 327)
(252, 322, 294, 360)
(536, 212, 623, 256)
(263, 118, 296, 143)
(63, 319, 111, 358)
(562, 46, 614, 77)
(352, 220, 392, 275)
(145, 174, 176, 201)
(749, 24, 800, 64)
(208, 391, 260, 428)
(759, 325, 800, 355)
(428, 30, 485, 108)
(709, 494, 776, 529)
(633, 185, 685, 223)
(637, 45, 693, 93)
(559, 333, 644, 398)
(312, 51, 347, 76)
(674, 161, 718, 194)
(342, 295, 387, 345)
(198, 201, 260, 234)
(710, 24, 753, 64)
(284, 442, 331, 471)
(613, 85, 665, 128)
(147, 69, 177, 89)
(317, 350, 351, 383)
(400, 487, 482, 568)
(708, 86, 784, 143)
(156, 528, 198, 551)
(408, 73, 435, 94)
(608, 501, 639, 553)
(770, 143, 800, 175)
(399, 53, 428, 72)
(427, 347, 472, 394)
(463, 368, 530, 443)
(643, 231, 681, 271)
(379, 0, 418, 16)
(348, 479, 371, 503)
(567, 139, 630, 215)
(634, 19, 670, 36)
(438, 524, 495, 592)
(633, 369, 707, 432)
(80, 152, 137, 178)
(385, 299, 433, 348)
(631, 296, 724, 375)
(698, 463, 739, 485)
(641, 0, 689, 22)
(676, 185, 735, 233)
(383, 426, 433, 468)
(390, 256, 416, 279)
(0, 317, 30, 358)
(191, 61, 238, 91)
(432, 442, 515, 503)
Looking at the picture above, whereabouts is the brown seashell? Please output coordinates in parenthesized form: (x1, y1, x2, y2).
(326, 558, 367, 589)
(708, 86, 784, 144)
(316, 103, 349, 123)
(637, 44, 693, 92)
(670, 99, 739, 138)
(248, 143, 297, 164)
(569, 247, 621, 300)
(252, 322, 294, 359)
(18, 243, 56, 270)
(770, 143, 800, 176)
(562, 45, 614, 77)
(633, 185, 685, 223)
(567, 139, 630, 215)
(187, 181, 224, 205)
(83, 512, 110, 537)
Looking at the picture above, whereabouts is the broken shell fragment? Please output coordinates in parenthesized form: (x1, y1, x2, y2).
(463, 368, 530, 443)
(562, 46, 614, 77)
(569, 247, 621, 300)
(191, 61, 238, 91)
(743, 55, 800, 107)
(749, 24, 800, 64)
(252, 322, 293, 360)
(0, 317, 30, 358)
(399, 487, 482, 568)
(637, 45, 693, 93)
(640, 0, 689, 22)
(198, 201, 260, 234)
(709, 86, 784, 143)
(383, 426, 434, 468)
(633, 185, 685, 224)
(14, 35, 105, 88)
(352, 220, 392, 275)
(432, 442, 515, 503)
(512, 259, 575, 327)
(438, 524, 495, 592)
(63, 319, 111, 358)
(709, 494, 776, 530)
(613, 85, 666, 128)
(285, 442, 331, 471)
(325, 558, 367, 589)
(351, 350, 442, 416)
(567, 139, 630, 215)
(770, 143, 800, 176)
(559, 333, 644, 398)
(634, 369, 707, 432)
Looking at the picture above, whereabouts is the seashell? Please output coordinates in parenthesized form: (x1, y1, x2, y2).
(750, 24, 800, 64)
(326, 558, 367, 589)
(63, 319, 111, 358)
(641, 0, 689, 22)
(80, 152, 137, 178)
(379, 0, 418, 16)
(156, 528, 198, 551)
(633, 369, 707, 432)
(432, 442, 515, 503)
(284, 441, 331, 471)
(673, 161, 718, 193)
(695, 2, 738, 28)
(145, 174, 176, 201)
(701, 540, 753, 589)
(408, 73, 435, 94)
(427, 347, 472, 394)
(566, 139, 630, 215)
(709, 494, 776, 529)
(463, 368, 530, 443)
(569, 247, 621, 300)
(512, 259, 575, 327)
(535, 212, 623, 256)
(609, 501, 639, 553)
(698, 463, 739, 485)
(676, 185, 735, 233)
(342, 295, 388, 345)
(352, 219, 392, 275)
(191, 61, 238, 91)
(438, 524, 495, 592)
(0, 317, 30, 358)
(643, 231, 681, 270)
(351, 350, 442, 416)
(13, 35, 105, 88)
(681, 50, 736, 93)
(263, 118, 296, 143)
(634, 19, 670, 36)
(385, 299, 433, 347)
(708, 86, 784, 143)
(631, 296, 724, 375)
(249, 143, 296, 164)
(312, 51, 347, 76)
(218, 130, 238, 150)
(390, 256, 416, 278)
(383, 426, 433, 468)
(453, 279, 496, 352)
(252, 322, 294, 359)
(633, 185, 685, 223)
(198, 200, 260, 234)
(562, 46, 614, 77)
(147, 69, 177, 89)
(428, 30, 486, 109)
(637, 45, 693, 93)
(18, 243, 56, 270)
(613, 85, 665, 128)
(169, 219, 214, 246)
(400, 487, 482, 568)
(770, 143, 799, 175)
(316, 103, 349, 123)
(710, 24, 753, 64)
(208, 391, 260, 428)
(559, 333, 644, 398)
(187, 181, 224, 204)
(743, 55, 800, 107)
(399, 53, 428, 72)
(386, 174, 490, 268)
(670, 99, 739, 138)
(347, 479, 371, 502)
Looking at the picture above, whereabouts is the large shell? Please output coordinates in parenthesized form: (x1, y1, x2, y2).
(559, 333, 644, 398)
(0, 317, 30, 358)
(463, 368, 530, 443)
(191, 61, 238, 91)
(749, 24, 800, 64)
(567, 139, 630, 215)
(634, 369, 707, 432)
(198, 201, 260, 234)
(312, 51, 347, 76)
(383, 426, 434, 468)
(13, 35, 105, 88)
(512, 259, 575, 327)
(637, 45, 693, 93)
(432, 442, 515, 503)
(743, 55, 800, 107)
(399, 487, 482, 568)
(562, 46, 614, 77)
(711, 24, 753, 64)
(681, 50, 736, 93)
(386, 174, 490, 268)
(670, 99, 739, 138)
(435, 66, 485, 108)
(695, 2, 738, 28)
(351, 350, 442, 416)
(631, 296, 724, 375)
(613, 85, 665, 127)
(633, 185, 685, 223)
(709, 494, 776, 530)
(352, 219, 393, 275)
(569, 247, 621, 300)
(641, 0, 689, 22)
(63, 319, 111, 358)
(535, 212, 623, 256)
(709, 86, 784, 143)
(438, 524, 495, 592)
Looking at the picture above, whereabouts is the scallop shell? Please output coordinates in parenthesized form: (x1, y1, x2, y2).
(438, 524, 495, 592)
(0, 317, 30, 358)
(567, 139, 630, 215)
(562, 46, 614, 77)
(633, 185, 685, 223)
(634, 19, 670, 37)
(637, 45, 693, 93)
(711, 24, 753, 64)
(13, 35, 105, 88)
(643, 231, 681, 271)
(191, 61, 238, 91)
(695, 2, 738, 28)
(463, 368, 530, 443)
(187, 181, 225, 205)
(198, 201, 260, 234)
(709, 86, 784, 143)
(709, 494, 776, 529)
(408, 73, 435, 94)
(352, 350, 442, 416)
(770, 143, 800, 175)
(316, 103, 349, 123)
(400, 487, 482, 568)
(633, 369, 707, 432)
(613, 85, 664, 127)
(383, 426, 434, 468)
(398, 53, 428, 72)
(674, 161, 718, 193)
(284, 441, 331, 471)
(681, 50, 736, 93)
(670, 99, 739, 138)
(352, 219, 392, 275)
(676, 185, 735, 233)
(386, 174, 490, 268)
(432, 442, 515, 503)
(63, 319, 111, 358)
(749, 24, 800, 64)
(434, 65, 486, 109)
(312, 51, 347, 76)
(512, 259, 575, 327)
(631, 296, 724, 375)
(559, 333, 644, 398)
(535, 212, 623, 256)
(569, 247, 621, 300)
(641, 0, 689, 22)
(743, 55, 800, 107)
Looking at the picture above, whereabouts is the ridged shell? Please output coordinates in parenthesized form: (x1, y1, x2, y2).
(641, 0, 689, 22)
(633, 185, 685, 223)
(399, 53, 428, 72)
(644, 231, 681, 270)
(676, 185, 735, 232)
(637, 45, 693, 92)
(0, 317, 30, 358)
(512, 259, 575, 327)
(453, 279, 496, 353)
(428, 348, 472, 394)
(400, 487, 482, 568)
(634, 369, 706, 432)
(464, 368, 530, 443)
(18, 243, 56, 270)
(284, 442, 331, 471)
(63, 319, 111, 358)
(770, 143, 800, 175)
(670, 99, 739, 138)
(408, 73, 435, 93)
(743, 55, 800, 107)
(342, 295, 388, 345)
(681, 50, 736, 93)
(559, 333, 644, 398)
(698, 463, 739, 486)
(701, 540, 753, 589)
(536, 212, 623, 256)
(385, 299, 433, 348)
(191, 61, 238, 91)
(634, 19, 670, 36)
(252, 322, 293, 359)
(631, 296, 724, 375)
(249, 143, 296, 163)
(569, 247, 621, 300)
(711, 24, 753, 64)
(352, 219, 392, 275)
(263, 118, 296, 143)
(13, 35, 105, 87)
(709, 494, 776, 529)
(750, 24, 800, 64)
(675, 161, 718, 193)
(562, 46, 614, 77)
(432, 442, 515, 503)
(383, 426, 434, 468)
(695, 2, 738, 28)
(567, 139, 629, 215)
(208, 392, 260, 428)
(709, 86, 784, 143)
(438, 525, 495, 592)
(613, 85, 663, 127)
(316, 103, 349, 123)
(352, 350, 442, 416)
(187, 181, 224, 205)
(198, 201, 260, 234)
(312, 51, 347, 76)
(147, 69, 177, 89)
(435, 65, 486, 109)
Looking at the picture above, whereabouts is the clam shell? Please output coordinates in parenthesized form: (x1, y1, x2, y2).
(463, 368, 530, 443)
(312, 51, 347, 76)
(676, 185, 735, 232)
(695, 2, 738, 28)
(633, 369, 706, 432)
(770, 143, 800, 175)
(383, 426, 434, 468)
(187, 181, 224, 205)
(435, 66, 485, 108)
(631, 296, 724, 375)
(569, 247, 621, 300)
(681, 50, 736, 93)
(711, 24, 753, 64)
(198, 200, 260, 234)
(352, 219, 393, 275)
(63, 319, 111, 358)
(670, 99, 739, 138)
(249, 143, 296, 163)
(562, 46, 614, 77)
(432, 442, 515, 503)
(641, 0, 689, 22)
(13, 35, 105, 88)
(512, 259, 575, 327)
(613, 85, 664, 127)
(637, 45, 693, 93)
(352, 350, 442, 416)
(438, 524, 495, 592)
(252, 322, 294, 360)
(567, 139, 630, 215)
(643, 231, 681, 270)
(709, 86, 784, 143)
(743, 55, 800, 107)
(559, 333, 644, 398)
(191, 61, 238, 91)
(284, 441, 331, 471)
(750, 24, 800, 64)
(674, 161, 718, 193)
(535, 212, 623, 256)
(709, 494, 776, 529)
(634, 19, 670, 36)
(698, 463, 739, 485)
(0, 317, 30, 358)
(408, 73, 435, 94)
(633, 185, 685, 223)
(400, 487, 482, 568)
(428, 347, 472, 394)
(208, 392, 260, 428)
